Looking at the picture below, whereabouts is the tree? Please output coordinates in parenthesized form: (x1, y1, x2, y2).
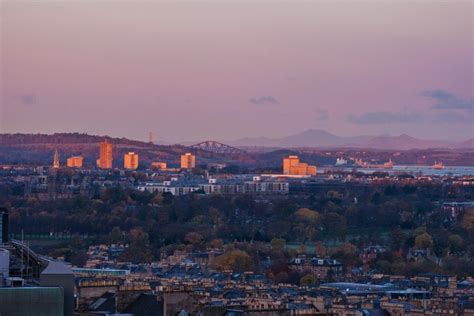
(109, 226, 124, 244)
(270, 238, 286, 251)
(415, 232, 433, 250)
(300, 274, 318, 287)
(119, 228, 154, 263)
(295, 208, 320, 222)
(185, 232, 204, 245)
(273, 271, 289, 285)
(322, 212, 347, 240)
(315, 241, 327, 257)
(214, 250, 254, 272)
(461, 208, 474, 231)
(389, 228, 406, 251)
(448, 234, 464, 253)
(210, 238, 224, 249)
(299, 244, 307, 254)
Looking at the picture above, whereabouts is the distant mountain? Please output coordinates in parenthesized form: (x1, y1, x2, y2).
(453, 138, 474, 149)
(227, 129, 373, 148)
(226, 129, 471, 150)
(360, 134, 451, 150)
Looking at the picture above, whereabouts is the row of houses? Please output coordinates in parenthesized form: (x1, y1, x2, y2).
(137, 176, 289, 196)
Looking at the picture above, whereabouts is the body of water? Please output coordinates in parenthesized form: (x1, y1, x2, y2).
(322, 165, 474, 176)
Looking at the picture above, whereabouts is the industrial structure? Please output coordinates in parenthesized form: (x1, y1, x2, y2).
(0, 206, 75, 316)
(190, 140, 245, 156)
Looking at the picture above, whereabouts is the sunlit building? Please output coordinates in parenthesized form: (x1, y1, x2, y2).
(67, 156, 83, 168)
(124, 152, 139, 170)
(283, 155, 317, 176)
(151, 162, 167, 170)
(97, 141, 113, 169)
(180, 153, 196, 169)
(53, 147, 60, 169)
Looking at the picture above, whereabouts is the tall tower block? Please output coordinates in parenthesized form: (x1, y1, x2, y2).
(97, 141, 113, 169)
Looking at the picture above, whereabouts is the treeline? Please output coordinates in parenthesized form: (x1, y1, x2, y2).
(3, 182, 474, 277)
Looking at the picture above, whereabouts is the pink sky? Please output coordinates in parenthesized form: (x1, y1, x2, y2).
(1, 0, 473, 142)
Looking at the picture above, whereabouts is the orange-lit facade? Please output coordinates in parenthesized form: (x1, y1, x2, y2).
(67, 156, 83, 168)
(151, 162, 167, 170)
(53, 147, 60, 169)
(283, 155, 317, 176)
(124, 152, 139, 170)
(97, 141, 113, 169)
(180, 153, 196, 169)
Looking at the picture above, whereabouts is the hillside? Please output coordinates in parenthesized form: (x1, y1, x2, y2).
(0, 133, 200, 166)
(1, 133, 473, 167)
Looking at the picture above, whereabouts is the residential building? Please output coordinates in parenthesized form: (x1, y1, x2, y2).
(66, 156, 83, 168)
(289, 256, 343, 279)
(180, 153, 196, 169)
(151, 162, 167, 170)
(97, 141, 113, 169)
(124, 152, 139, 170)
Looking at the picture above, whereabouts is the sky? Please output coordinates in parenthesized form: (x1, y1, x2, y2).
(1, 0, 473, 142)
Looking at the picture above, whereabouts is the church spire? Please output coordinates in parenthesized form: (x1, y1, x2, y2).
(53, 146, 60, 169)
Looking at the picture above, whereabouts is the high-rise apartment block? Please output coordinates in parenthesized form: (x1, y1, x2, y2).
(67, 156, 83, 168)
(283, 155, 317, 176)
(124, 152, 139, 170)
(97, 141, 113, 169)
(180, 153, 196, 169)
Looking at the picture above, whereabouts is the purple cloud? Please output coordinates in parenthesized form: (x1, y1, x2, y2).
(249, 96, 278, 105)
(423, 89, 474, 110)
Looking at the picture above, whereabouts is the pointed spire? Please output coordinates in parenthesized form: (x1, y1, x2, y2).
(53, 146, 60, 169)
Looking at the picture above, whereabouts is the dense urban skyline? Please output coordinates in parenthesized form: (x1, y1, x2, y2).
(1, 0, 473, 142)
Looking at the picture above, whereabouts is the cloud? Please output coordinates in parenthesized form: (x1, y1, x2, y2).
(348, 111, 421, 124)
(422, 89, 474, 110)
(433, 111, 474, 124)
(315, 108, 329, 121)
(249, 96, 278, 105)
(20, 94, 36, 106)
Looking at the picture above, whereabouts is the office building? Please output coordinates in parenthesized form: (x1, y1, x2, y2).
(124, 152, 139, 170)
(66, 156, 83, 168)
(97, 141, 113, 169)
(180, 153, 196, 169)
(283, 155, 317, 176)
